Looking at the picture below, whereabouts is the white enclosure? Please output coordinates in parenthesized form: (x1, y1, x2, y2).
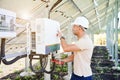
(36, 18, 60, 54)
(0, 8, 16, 38)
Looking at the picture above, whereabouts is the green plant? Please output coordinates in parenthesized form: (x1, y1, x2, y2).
(6, 78, 11, 80)
(15, 75, 21, 80)
(14, 70, 21, 74)
(61, 54, 68, 59)
(53, 75, 59, 80)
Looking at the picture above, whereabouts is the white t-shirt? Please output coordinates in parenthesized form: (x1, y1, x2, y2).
(74, 34, 94, 77)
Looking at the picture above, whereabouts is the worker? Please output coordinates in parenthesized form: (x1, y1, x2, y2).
(56, 16, 94, 80)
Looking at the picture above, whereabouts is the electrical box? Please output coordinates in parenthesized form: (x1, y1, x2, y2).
(35, 18, 60, 54)
(0, 8, 16, 38)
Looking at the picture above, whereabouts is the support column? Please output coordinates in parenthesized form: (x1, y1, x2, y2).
(106, 16, 111, 55)
(110, 14, 115, 60)
(114, 0, 119, 67)
(44, 5, 51, 80)
(64, 19, 73, 80)
(67, 25, 72, 77)
(65, 30, 72, 80)
(44, 54, 51, 80)
(20, 23, 35, 76)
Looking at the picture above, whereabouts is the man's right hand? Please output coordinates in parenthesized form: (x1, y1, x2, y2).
(51, 59, 64, 65)
(56, 31, 63, 38)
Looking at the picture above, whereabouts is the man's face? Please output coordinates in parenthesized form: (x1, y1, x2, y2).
(72, 25, 80, 35)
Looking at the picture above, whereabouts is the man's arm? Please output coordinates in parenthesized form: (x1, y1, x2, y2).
(52, 54, 74, 65)
(57, 31, 80, 52)
(60, 38, 80, 52)
(62, 54, 74, 63)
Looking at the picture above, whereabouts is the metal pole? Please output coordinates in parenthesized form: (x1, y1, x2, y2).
(26, 23, 31, 71)
(109, 21, 112, 57)
(108, 18, 112, 56)
(20, 23, 35, 76)
(114, 0, 119, 67)
(110, 9, 115, 61)
(106, 15, 111, 55)
(67, 27, 72, 77)
(63, 19, 73, 80)
(67, 19, 73, 77)
(44, 5, 51, 80)
(111, 14, 115, 60)
(106, 24, 109, 52)
(44, 54, 51, 80)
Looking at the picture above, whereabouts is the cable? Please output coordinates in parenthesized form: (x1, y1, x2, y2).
(41, 54, 56, 74)
(29, 54, 48, 73)
(29, 52, 56, 74)
(0, 38, 27, 65)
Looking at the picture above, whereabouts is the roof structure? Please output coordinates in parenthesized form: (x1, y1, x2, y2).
(0, 0, 119, 62)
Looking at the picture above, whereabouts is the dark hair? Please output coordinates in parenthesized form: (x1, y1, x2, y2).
(79, 25, 87, 31)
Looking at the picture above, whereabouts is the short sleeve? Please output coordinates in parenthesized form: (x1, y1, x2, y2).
(75, 39, 88, 50)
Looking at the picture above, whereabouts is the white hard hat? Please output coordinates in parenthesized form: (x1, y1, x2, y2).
(71, 16, 89, 29)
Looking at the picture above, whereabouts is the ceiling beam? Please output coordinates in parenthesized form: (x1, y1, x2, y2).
(61, 0, 120, 32)
(93, 0, 102, 30)
(90, 12, 113, 32)
(60, 0, 106, 30)
(90, 1, 120, 27)
(88, 0, 120, 26)
(51, 0, 69, 12)
(70, 0, 82, 13)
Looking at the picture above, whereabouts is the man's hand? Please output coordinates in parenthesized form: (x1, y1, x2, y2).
(57, 31, 65, 40)
(51, 59, 65, 65)
(56, 31, 63, 38)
